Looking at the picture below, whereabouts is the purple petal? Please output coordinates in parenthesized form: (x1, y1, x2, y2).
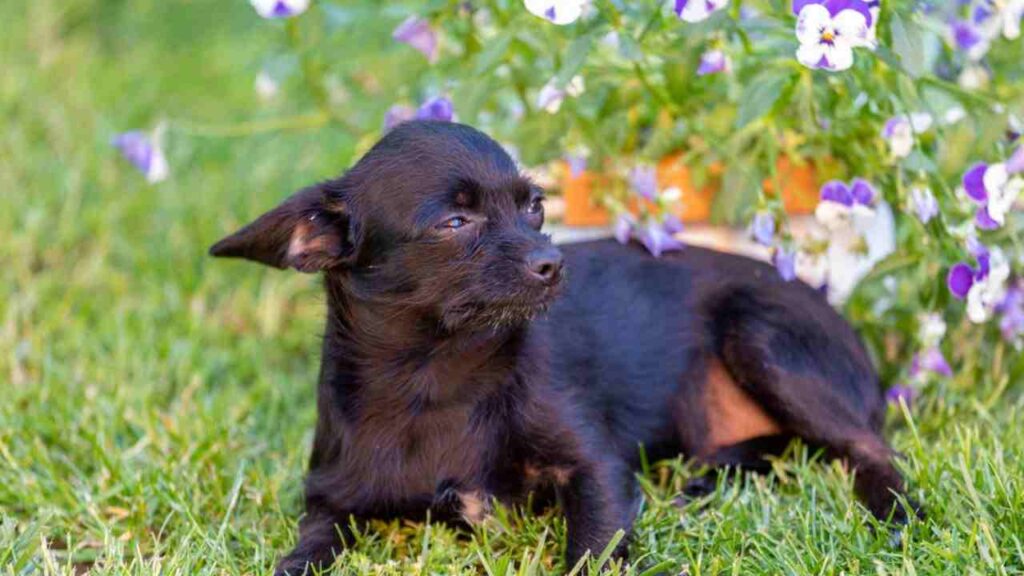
(885, 385, 917, 407)
(662, 213, 686, 235)
(383, 104, 416, 131)
(750, 211, 776, 246)
(794, 0, 873, 27)
(911, 187, 939, 224)
(773, 247, 797, 282)
(416, 97, 454, 122)
(850, 179, 877, 206)
(111, 132, 154, 175)
(947, 262, 975, 299)
(999, 284, 1024, 341)
(697, 50, 728, 76)
(962, 162, 990, 203)
(567, 154, 588, 178)
(639, 221, 684, 258)
(820, 180, 854, 207)
(975, 206, 1001, 230)
(1007, 146, 1024, 175)
(628, 166, 659, 201)
(393, 16, 439, 63)
(882, 116, 906, 139)
(614, 214, 634, 245)
(918, 348, 953, 377)
(950, 19, 983, 52)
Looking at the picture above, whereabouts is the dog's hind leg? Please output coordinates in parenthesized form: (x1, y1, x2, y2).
(275, 511, 355, 576)
(680, 434, 793, 500)
(709, 289, 921, 523)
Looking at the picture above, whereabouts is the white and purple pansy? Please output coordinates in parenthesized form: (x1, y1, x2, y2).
(524, 0, 587, 25)
(882, 113, 933, 159)
(973, 0, 1024, 40)
(250, 0, 310, 19)
(962, 159, 1024, 230)
(793, 0, 875, 71)
(814, 178, 877, 228)
(697, 49, 731, 76)
(948, 239, 1011, 323)
(111, 131, 169, 184)
(949, 18, 991, 61)
(909, 185, 940, 225)
(675, 0, 730, 23)
(393, 16, 439, 63)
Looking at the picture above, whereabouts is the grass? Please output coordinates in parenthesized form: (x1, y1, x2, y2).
(2, 1, 1024, 574)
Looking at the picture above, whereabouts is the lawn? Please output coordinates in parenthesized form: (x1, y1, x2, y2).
(2, 1, 1024, 575)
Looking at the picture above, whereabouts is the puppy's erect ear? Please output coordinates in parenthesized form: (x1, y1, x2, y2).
(209, 183, 356, 273)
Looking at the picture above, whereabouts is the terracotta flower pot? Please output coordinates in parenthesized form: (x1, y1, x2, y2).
(561, 155, 821, 226)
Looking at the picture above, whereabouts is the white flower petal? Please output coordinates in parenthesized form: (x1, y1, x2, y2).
(824, 42, 855, 71)
(796, 42, 827, 69)
(833, 9, 871, 47)
(524, 0, 586, 25)
(796, 4, 831, 45)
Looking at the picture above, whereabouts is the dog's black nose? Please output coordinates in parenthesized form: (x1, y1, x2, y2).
(525, 247, 563, 285)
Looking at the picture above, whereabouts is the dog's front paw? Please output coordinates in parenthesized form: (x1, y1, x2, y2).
(275, 554, 327, 576)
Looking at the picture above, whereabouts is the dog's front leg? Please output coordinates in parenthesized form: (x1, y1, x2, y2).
(561, 459, 636, 568)
(275, 510, 358, 576)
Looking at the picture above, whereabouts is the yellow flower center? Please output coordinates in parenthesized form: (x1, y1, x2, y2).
(821, 30, 836, 43)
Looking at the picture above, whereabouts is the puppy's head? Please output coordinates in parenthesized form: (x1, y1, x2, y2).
(210, 121, 563, 332)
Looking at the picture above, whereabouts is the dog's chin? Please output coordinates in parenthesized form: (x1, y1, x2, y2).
(441, 295, 555, 333)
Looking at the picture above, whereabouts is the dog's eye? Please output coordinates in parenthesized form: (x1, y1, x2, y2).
(526, 197, 545, 215)
(439, 216, 469, 230)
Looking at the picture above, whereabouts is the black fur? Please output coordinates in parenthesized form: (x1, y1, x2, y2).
(209, 121, 918, 575)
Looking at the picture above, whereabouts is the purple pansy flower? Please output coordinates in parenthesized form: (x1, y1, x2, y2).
(249, 0, 310, 19)
(882, 113, 933, 158)
(972, 0, 1024, 40)
(794, 0, 875, 71)
(773, 247, 798, 282)
(885, 385, 917, 407)
(393, 16, 439, 63)
(638, 219, 685, 258)
(948, 239, 1011, 323)
(383, 104, 416, 131)
(566, 154, 588, 178)
(909, 185, 939, 224)
(675, 0, 729, 23)
(416, 96, 455, 122)
(628, 165, 659, 201)
(910, 347, 954, 379)
(111, 131, 169, 184)
(962, 161, 1024, 230)
(815, 179, 876, 228)
(524, 0, 586, 25)
(749, 211, 776, 246)
(614, 213, 635, 245)
(998, 282, 1024, 343)
(949, 19, 990, 60)
(697, 49, 731, 76)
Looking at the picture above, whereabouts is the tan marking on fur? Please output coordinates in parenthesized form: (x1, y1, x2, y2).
(458, 490, 489, 525)
(549, 466, 573, 487)
(703, 359, 782, 454)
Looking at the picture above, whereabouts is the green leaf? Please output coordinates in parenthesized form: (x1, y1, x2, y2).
(473, 32, 513, 76)
(617, 33, 643, 62)
(889, 12, 926, 78)
(556, 33, 594, 85)
(735, 70, 789, 129)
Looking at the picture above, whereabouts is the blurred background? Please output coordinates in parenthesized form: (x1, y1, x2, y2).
(4, 1, 1024, 574)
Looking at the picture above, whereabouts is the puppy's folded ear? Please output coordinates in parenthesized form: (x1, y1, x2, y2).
(209, 182, 357, 273)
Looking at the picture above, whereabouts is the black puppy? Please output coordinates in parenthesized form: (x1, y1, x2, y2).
(210, 121, 917, 574)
